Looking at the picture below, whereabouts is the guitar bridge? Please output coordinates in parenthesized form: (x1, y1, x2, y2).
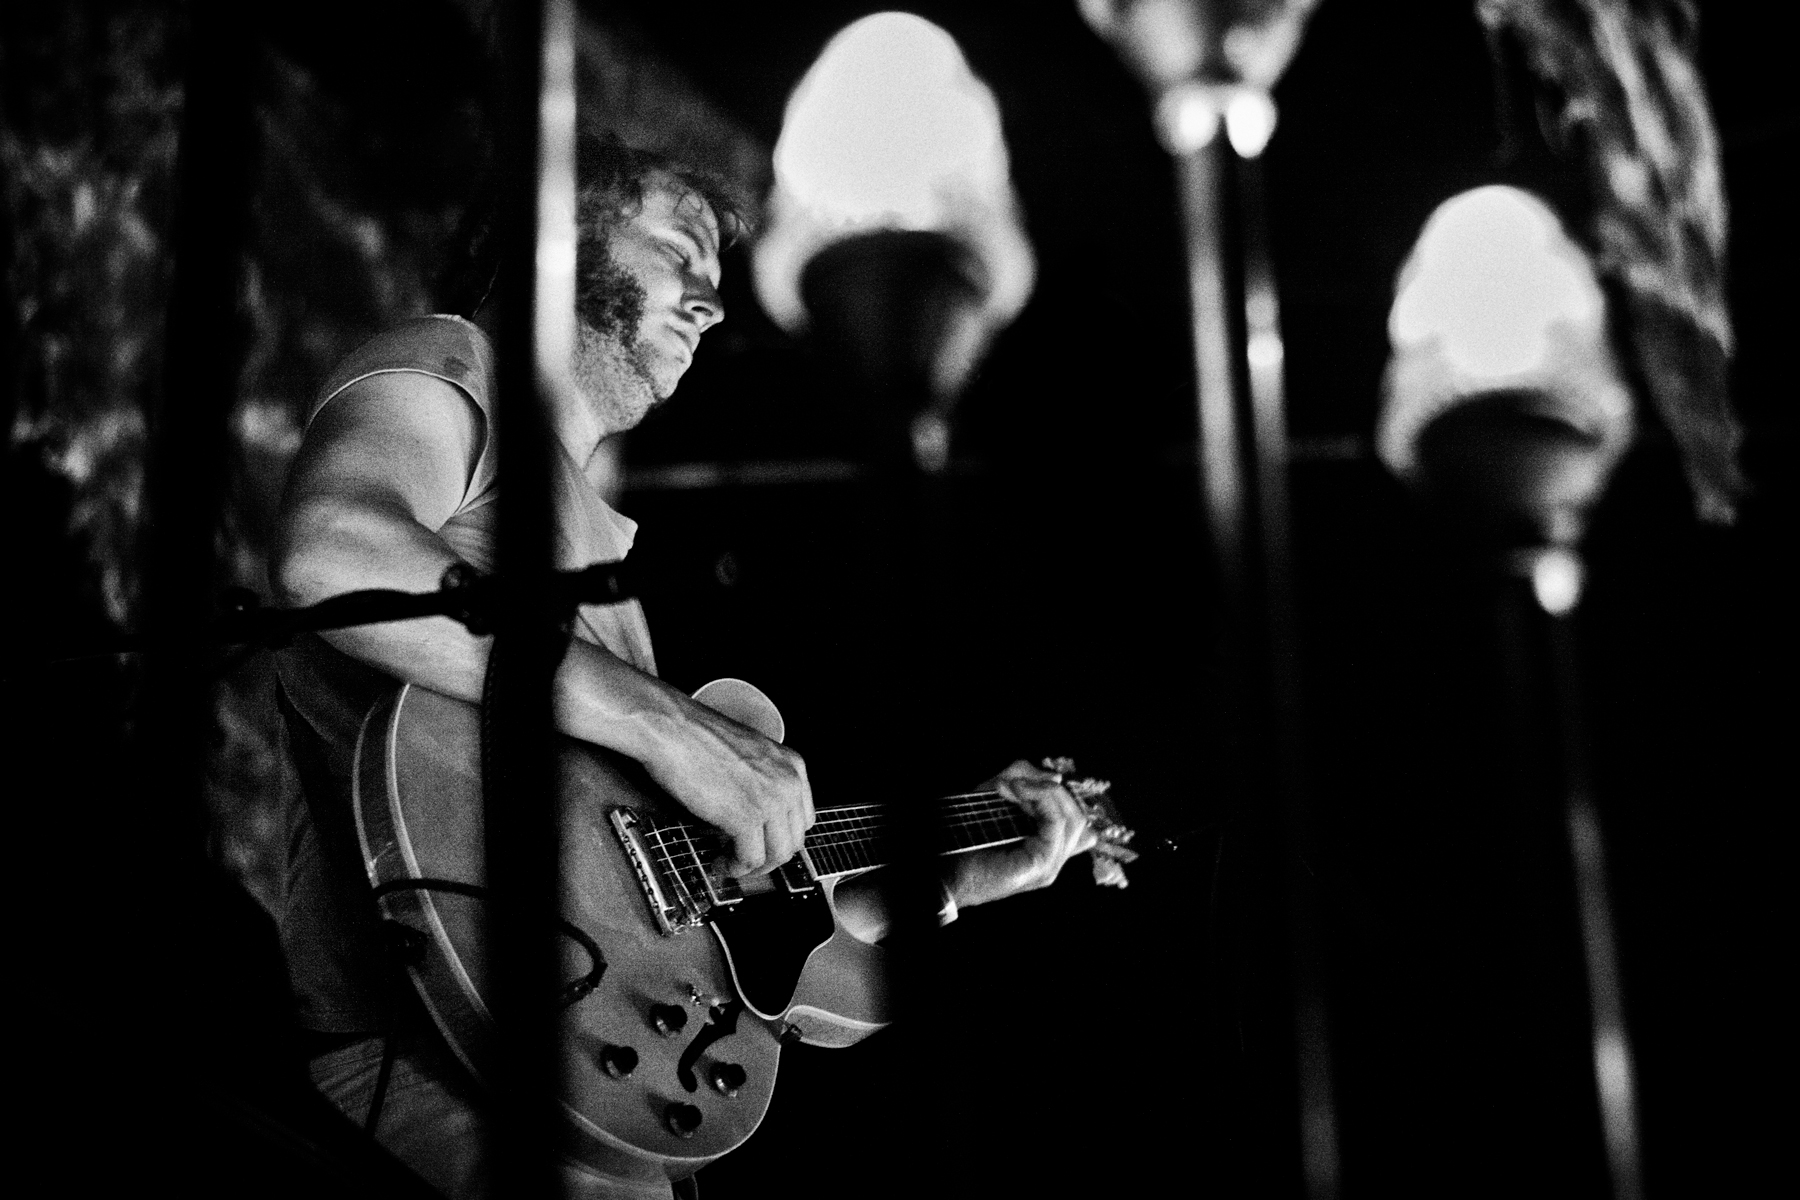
(610, 808, 706, 935)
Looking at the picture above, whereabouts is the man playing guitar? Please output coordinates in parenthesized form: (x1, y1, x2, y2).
(268, 137, 1098, 1198)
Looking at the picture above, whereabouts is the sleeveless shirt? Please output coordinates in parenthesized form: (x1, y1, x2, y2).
(273, 315, 656, 1031)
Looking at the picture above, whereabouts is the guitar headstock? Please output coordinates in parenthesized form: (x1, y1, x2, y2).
(1042, 757, 1139, 888)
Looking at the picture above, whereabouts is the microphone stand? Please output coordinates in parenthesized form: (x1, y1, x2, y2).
(7, 560, 640, 681)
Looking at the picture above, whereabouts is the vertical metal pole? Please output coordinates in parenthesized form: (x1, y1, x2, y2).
(1171, 128, 1340, 1199)
(1497, 554, 1644, 1199)
(1539, 565, 1644, 1200)
(484, 1, 573, 1195)
(1175, 142, 1249, 599)
(1238, 151, 1340, 1200)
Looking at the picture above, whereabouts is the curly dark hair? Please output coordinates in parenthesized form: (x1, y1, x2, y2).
(438, 132, 750, 319)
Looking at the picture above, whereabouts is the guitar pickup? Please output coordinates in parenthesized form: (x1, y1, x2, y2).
(777, 854, 818, 896)
(701, 866, 746, 909)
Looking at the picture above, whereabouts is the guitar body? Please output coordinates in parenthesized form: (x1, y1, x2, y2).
(351, 682, 889, 1184)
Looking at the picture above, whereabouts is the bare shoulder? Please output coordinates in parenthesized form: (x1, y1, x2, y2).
(282, 370, 485, 530)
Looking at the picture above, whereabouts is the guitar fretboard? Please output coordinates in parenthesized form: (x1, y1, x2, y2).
(645, 792, 1031, 887)
(801, 793, 1032, 877)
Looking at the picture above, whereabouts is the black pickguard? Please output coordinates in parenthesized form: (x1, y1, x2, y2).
(707, 889, 836, 1018)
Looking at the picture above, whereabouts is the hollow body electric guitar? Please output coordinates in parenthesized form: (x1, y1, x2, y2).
(351, 678, 1135, 1185)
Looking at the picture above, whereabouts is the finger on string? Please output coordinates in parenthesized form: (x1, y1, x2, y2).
(765, 818, 794, 872)
(731, 826, 768, 876)
(788, 807, 807, 862)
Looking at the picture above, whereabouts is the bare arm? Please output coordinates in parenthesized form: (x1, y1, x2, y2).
(830, 760, 1098, 943)
(271, 373, 813, 873)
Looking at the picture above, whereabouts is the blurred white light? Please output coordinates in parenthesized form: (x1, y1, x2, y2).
(1391, 186, 1602, 379)
(534, 0, 577, 384)
(1377, 186, 1636, 486)
(910, 412, 952, 473)
(754, 12, 1035, 360)
(1156, 83, 1221, 153)
(1154, 82, 1277, 157)
(1224, 89, 1277, 158)
(773, 13, 1004, 228)
(1531, 546, 1585, 615)
(1247, 329, 1284, 370)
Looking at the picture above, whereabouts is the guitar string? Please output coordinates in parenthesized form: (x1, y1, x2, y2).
(638, 792, 1050, 886)
(645, 825, 702, 915)
(667, 803, 1031, 842)
(661, 813, 1032, 867)
(635, 786, 1094, 837)
(663, 809, 1029, 848)
(664, 824, 718, 901)
(648, 798, 1027, 838)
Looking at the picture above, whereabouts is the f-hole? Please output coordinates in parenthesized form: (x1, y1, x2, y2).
(676, 1001, 742, 1093)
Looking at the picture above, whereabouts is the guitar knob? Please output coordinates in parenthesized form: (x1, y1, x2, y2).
(597, 1044, 638, 1079)
(708, 1062, 747, 1098)
(664, 1102, 703, 1138)
(649, 1004, 688, 1037)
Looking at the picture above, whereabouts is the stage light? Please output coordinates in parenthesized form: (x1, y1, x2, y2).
(1531, 546, 1585, 616)
(1378, 186, 1636, 545)
(1224, 88, 1277, 157)
(753, 12, 1034, 410)
(1156, 83, 1221, 152)
(1082, 0, 1314, 158)
(1389, 187, 1606, 382)
(771, 12, 1003, 231)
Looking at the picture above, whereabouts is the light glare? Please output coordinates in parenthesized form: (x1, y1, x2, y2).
(753, 12, 1035, 354)
(1156, 83, 1221, 153)
(1225, 90, 1277, 158)
(1391, 186, 1604, 379)
(1531, 546, 1585, 615)
(774, 13, 1005, 228)
(1247, 329, 1284, 370)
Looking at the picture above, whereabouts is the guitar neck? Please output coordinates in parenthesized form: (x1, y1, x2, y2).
(801, 793, 1030, 881)
(647, 793, 1029, 886)
(620, 769, 1132, 932)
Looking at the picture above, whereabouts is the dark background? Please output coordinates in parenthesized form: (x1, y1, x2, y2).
(3, 1, 1792, 1196)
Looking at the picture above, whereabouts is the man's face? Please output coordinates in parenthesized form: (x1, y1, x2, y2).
(573, 170, 725, 435)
